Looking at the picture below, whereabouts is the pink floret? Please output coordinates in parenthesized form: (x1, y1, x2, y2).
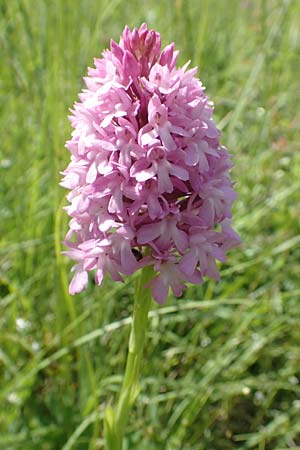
(61, 23, 240, 303)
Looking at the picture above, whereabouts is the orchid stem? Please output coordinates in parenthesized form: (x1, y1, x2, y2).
(104, 265, 154, 450)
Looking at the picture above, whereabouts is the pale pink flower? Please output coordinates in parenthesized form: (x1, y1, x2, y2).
(61, 24, 240, 303)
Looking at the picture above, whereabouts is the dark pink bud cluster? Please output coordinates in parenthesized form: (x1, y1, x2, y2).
(61, 24, 240, 303)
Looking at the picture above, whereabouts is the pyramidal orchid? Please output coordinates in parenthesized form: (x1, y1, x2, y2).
(61, 23, 239, 304)
(61, 24, 240, 450)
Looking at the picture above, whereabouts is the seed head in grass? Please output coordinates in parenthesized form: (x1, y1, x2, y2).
(61, 23, 240, 303)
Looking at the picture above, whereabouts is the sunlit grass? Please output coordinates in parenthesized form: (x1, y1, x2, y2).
(0, 0, 299, 449)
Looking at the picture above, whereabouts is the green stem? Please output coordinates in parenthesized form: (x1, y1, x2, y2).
(104, 265, 154, 450)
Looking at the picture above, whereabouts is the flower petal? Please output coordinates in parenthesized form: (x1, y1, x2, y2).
(69, 266, 88, 295)
(150, 276, 169, 304)
(137, 222, 162, 244)
(179, 250, 198, 276)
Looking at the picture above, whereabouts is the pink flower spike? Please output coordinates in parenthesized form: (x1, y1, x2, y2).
(62, 24, 239, 303)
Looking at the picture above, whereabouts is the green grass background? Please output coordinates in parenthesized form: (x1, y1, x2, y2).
(1, 0, 300, 449)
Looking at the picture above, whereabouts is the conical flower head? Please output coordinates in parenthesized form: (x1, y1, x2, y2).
(61, 23, 240, 304)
